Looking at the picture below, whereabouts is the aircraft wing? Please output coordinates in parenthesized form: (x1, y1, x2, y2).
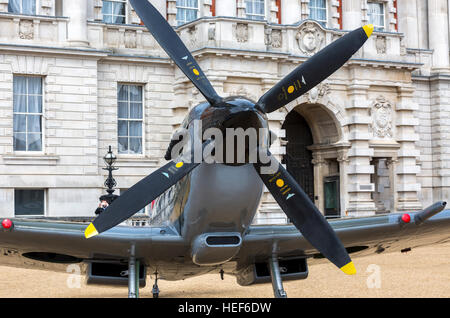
(237, 208, 450, 266)
(0, 218, 187, 273)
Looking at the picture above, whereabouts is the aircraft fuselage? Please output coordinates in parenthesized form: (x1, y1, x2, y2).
(150, 97, 268, 266)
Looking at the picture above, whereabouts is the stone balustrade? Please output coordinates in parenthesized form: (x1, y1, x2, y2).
(0, 12, 67, 45)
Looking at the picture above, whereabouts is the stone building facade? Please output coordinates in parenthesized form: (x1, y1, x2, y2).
(0, 0, 448, 223)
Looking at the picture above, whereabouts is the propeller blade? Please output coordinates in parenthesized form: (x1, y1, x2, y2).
(253, 153, 355, 274)
(85, 150, 202, 239)
(256, 25, 373, 114)
(129, 0, 221, 105)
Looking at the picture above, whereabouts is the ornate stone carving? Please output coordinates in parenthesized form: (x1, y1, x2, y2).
(228, 85, 258, 101)
(311, 154, 326, 166)
(235, 23, 248, 43)
(296, 22, 324, 56)
(265, 28, 281, 48)
(124, 30, 137, 48)
(271, 30, 282, 48)
(370, 96, 393, 138)
(19, 20, 34, 40)
(307, 83, 330, 103)
(187, 25, 197, 47)
(208, 23, 216, 41)
(337, 152, 349, 163)
(376, 36, 386, 54)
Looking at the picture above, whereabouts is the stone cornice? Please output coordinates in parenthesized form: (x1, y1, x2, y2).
(190, 46, 421, 70)
(0, 12, 69, 22)
(100, 53, 171, 65)
(0, 43, 109, 58)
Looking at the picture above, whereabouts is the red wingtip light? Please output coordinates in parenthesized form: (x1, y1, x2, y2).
(2, 219, 12, 229)
(401, 213, 411, 224)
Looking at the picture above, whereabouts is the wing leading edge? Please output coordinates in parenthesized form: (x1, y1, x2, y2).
(238, 205, 450, 266)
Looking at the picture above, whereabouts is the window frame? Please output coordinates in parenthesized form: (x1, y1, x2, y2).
(176, 0, 200, 26)
(8, 0, 39, 16)
(102, 0, 128, 25)
(367, 1, 386, 31)
(245, 0, 266, 21)
(308, 0, 328, 27)
(117, 83, 145, 156)
(13, 75, 45, 153)
(14, 188, 46, 217)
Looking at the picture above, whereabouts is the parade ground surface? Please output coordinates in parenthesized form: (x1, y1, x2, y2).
(1, 242, 449, 298)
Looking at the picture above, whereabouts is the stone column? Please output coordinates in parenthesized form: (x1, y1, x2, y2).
(429, 77, 450, 203)
(342, 0, 362, 30)
(216, 0, 236, 17)
(345, 83, 376, 216)
(395, 86, 422, 211)
(386, 157, 399, 212)
(65, 0, 89, 47)
(337, 149, 350, 216)
(397, 0, 419, 48)
(167, 0, 177, 26)
(312, 153, 326, 213)
(428, 0, 450, 72)
(281, 0, 301, 24)
(236, 0, 246, 18)
(0, 0, 8, 12)
(152, 0, 167, 18)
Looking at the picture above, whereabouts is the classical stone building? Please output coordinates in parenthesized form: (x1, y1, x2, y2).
(0, 0, 448, 223)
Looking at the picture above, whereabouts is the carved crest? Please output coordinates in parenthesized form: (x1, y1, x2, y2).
(296, 22, 324, 56)
(376, 36, 386, 54)
(208, 23, 216, 41)
(124, 30, 137, 48)
(19, 20, 34, 40)
(188, 25, 197, 47)
(228, 85, 258, 101)
(235, 23, 248, 43)
(308, 83, 330, 103)
(271, 30, 282, 48)
(370, 96, 393, 138)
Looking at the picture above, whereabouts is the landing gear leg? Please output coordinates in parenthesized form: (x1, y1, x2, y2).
(269, 256, 287, 298)
(128, 245, 139, 298)
(152, 271, 160, 298)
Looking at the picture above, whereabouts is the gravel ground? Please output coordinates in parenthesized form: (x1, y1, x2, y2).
(0, 242, 449, 298)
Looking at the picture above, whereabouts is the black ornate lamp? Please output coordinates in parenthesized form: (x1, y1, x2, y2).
(100, 145, 119, 205)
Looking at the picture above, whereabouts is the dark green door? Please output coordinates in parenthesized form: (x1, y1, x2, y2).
(324, 176, 340, 218)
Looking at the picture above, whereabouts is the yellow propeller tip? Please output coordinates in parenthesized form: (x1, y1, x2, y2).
(340, 261, 357, 275)
(363, 24, 374, 38)
(84, 223, 98, 239)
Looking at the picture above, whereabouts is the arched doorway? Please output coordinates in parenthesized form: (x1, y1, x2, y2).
(281, 111, 315, 202)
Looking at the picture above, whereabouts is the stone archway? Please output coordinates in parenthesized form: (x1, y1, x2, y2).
(281, 102, 347, 216)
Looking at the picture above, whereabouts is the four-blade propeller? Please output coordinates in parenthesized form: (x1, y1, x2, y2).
(85, 0, 374, 276)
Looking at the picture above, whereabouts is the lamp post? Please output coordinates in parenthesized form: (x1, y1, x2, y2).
(100, 145, 119, 205)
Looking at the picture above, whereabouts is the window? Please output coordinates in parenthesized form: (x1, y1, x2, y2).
(117, 84, 143, 155)
(8, 0, 36, 15)
(245, 0, 265, 21)
(102, 0, 126, 24)
(176, 0, 199, 26)
(13, 76, 43, 152)
(368, 2, 385, 31)
(309, 0, 327, 27)
(15, 189, 45, 216)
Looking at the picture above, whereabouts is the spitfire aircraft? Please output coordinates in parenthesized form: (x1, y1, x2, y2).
(1, 0, 449, 298)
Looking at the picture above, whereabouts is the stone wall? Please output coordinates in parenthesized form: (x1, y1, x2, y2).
(0, 0, 449, 220)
